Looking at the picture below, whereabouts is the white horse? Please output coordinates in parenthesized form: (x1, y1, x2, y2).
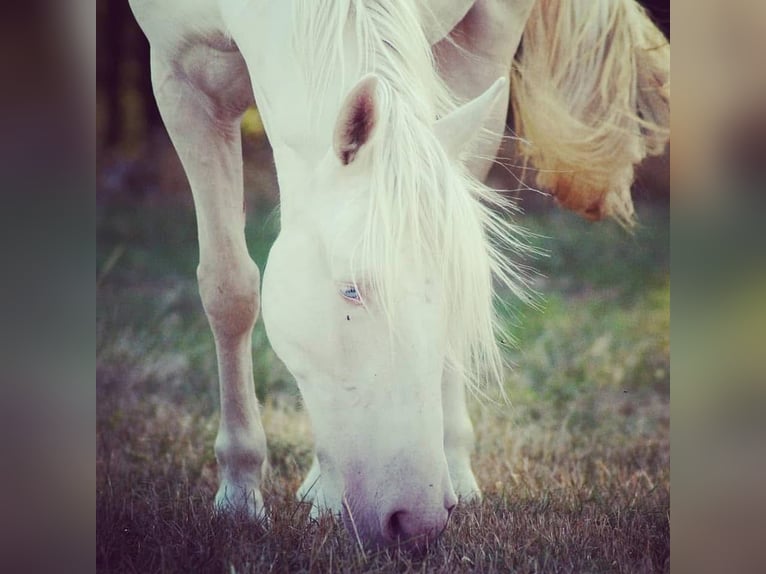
(128, 0, 669, 547)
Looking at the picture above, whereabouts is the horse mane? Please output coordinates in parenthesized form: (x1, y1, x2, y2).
(511, 0, 670, 225)
(292, 0, 533, 391)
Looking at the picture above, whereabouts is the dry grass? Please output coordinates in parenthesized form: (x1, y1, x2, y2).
(96, 199, 669, 573)
(96, 392, 668, 573)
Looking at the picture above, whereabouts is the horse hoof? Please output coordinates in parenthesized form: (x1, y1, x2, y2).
(449, 467, 482, 502)
(214, 481, 267, 522)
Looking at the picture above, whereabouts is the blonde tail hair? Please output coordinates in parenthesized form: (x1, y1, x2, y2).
(511, 0, 670, 225)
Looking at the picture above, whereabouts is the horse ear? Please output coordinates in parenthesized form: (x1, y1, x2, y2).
(434, 76, 507, 160)
(333, 74, 380, 166)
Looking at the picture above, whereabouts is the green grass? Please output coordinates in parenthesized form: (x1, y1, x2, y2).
(96, 196, 669, 573)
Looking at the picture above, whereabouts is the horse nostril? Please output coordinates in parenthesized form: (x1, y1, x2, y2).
(447, 503, 456, 517)
(383, 510, 407, 541)
(382, 507, 449, 544)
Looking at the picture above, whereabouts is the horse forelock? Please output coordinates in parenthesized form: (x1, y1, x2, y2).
(292, 0, 533, 392)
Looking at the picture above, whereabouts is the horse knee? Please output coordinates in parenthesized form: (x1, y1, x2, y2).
(197, 259, 261, 340)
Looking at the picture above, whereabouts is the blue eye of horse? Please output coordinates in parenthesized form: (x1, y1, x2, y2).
(341, 285, 360, 301)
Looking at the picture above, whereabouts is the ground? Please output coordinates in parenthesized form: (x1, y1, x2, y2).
(96, 195, 669, 573)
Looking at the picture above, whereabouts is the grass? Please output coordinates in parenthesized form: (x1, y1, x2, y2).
(96, 194, 669, 573)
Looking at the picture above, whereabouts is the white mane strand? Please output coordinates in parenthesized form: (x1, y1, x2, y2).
(292, 0, 533, 390)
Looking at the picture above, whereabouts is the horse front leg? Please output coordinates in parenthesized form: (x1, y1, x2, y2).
(150, 50, 267, 518)
(442, 369, 481, 501)
(297, 456, 332, 518)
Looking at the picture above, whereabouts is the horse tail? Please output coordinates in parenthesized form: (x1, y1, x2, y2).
(510, 0, 669, 225)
